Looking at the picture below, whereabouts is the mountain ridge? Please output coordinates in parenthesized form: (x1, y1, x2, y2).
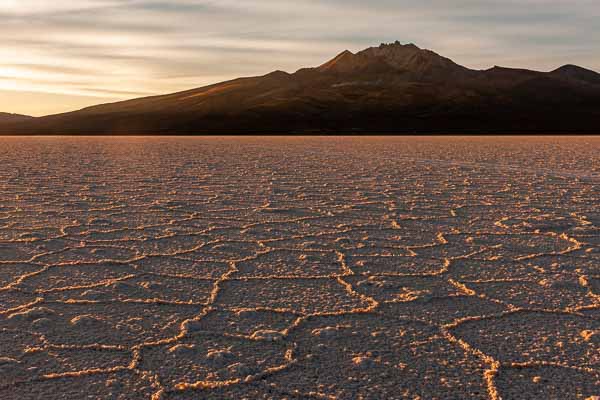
(0, 112, 34, 124)
(2, 42, 600, 134)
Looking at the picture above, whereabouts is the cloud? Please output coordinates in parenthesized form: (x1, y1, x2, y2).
(1, 0, 598, 116)
(0, 0, 127, 14)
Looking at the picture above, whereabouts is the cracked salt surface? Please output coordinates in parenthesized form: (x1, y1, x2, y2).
(0, 136, 599, 399)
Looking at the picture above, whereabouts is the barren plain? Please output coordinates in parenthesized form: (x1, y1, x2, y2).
(0, 136, 598, 399)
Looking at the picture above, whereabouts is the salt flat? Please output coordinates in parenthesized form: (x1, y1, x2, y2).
(0, 136, 598, 399)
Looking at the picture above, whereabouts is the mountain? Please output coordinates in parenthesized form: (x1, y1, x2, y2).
(0, 112, 34, 124)
(550, 64, 600, 85)
(2, 41, 600, 134)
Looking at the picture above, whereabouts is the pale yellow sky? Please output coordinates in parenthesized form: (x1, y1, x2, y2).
(1, 0, 598, 116)
(0, 90, 120, 116)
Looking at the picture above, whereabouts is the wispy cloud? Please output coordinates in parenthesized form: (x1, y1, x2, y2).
(1, 0, 598, 116)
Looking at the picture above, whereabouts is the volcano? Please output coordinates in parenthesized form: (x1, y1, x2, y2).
(2, 42, 600, 134)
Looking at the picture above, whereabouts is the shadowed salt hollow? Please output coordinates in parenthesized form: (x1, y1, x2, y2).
(0, 136, 599, 399)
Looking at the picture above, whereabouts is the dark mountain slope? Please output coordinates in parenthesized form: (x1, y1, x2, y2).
(550, 65, 600, 85)
(0, 113, 34, 124)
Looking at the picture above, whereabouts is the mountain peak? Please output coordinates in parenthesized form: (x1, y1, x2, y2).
(317, 48, 385, 74)
(264, 70, 291, 79)
(359, 41, 471, 78)
(551, 64, 600, 84)
(377, 41, 419, 50)
(316, 41, 469, 79)
(317, 50, 356, 72)
(554, 64, 592, 72)
(361, 41, 425, 60)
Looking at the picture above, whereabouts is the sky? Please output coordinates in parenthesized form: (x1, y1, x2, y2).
(1, 0, 598, 116)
